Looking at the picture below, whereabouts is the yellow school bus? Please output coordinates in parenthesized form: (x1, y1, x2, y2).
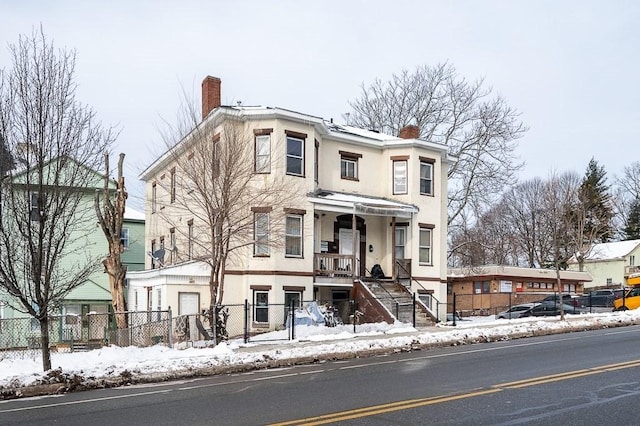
(613, 276, 640, 311)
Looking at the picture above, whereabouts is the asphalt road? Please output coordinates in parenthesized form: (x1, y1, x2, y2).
(2, 326, 640, 425)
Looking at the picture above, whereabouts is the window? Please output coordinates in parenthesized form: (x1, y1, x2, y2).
(420, 160, 433, 195)
(121, 228, 130, 250)
(169, 228, 176, 264)
(474, 281, 490, 294)
(606, 278, 613, 285)
(631, 255, 636, 266)
(340, 151, 361, 180)
(255, 133, 271, 173)
(254, 212, 270, 256)
(393, 160, 408, 194)
(285, 214, 303, 257)
(419, 226, 433, 265)
(30, 192, 46, 221)
(395, 227, 406, 260)
(170, 168, 176, 203)
(187, 219, 194, 260)
(178, 292, 199, 315)
(151, 239, 157, 269)
(151, 183, 157, 213)
(284, 290, 302, 324)
(253, 290, 269, 323)
(286, 131, 306, 176)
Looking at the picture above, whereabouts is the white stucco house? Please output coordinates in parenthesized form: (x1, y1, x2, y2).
(127, 75, 454, 330)
(567, 239, 640, 289)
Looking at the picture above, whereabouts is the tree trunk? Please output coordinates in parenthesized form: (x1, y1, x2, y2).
(104, 256, 128, 329)
(39, 317, 52, 371)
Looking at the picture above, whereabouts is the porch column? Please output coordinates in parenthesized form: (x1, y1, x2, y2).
(391, 216, 396, 280)
(352, 211, 357, 278)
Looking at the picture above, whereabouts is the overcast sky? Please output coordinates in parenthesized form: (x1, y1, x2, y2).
(2, 1, 638, 209)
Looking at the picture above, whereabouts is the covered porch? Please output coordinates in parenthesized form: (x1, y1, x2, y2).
(308, 190, 419, 283)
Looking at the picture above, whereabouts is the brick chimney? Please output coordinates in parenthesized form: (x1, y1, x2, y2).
(202, 76, 221, 120)
(398, 125, 420, 139)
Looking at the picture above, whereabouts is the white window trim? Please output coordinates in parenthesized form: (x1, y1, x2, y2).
(419, 227, 432, 265)
(121, 228, 130, 250)
(285, 214, 303, 257)
(254, 212, 270, 256)
(341, 157, 358, 179)
(286, 136, 304, 176)
(393, 160, 408, 195)
(255, 134, 271, 173)
(253, 290, 269, 323)
(420, 161, 433, 196)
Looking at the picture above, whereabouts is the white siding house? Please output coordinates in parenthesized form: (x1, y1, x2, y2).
(128, 75, 454, 328)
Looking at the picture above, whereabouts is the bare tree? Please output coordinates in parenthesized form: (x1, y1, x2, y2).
(0, 28, 115, 370)
(156, 95, 298, 340)
(94, 152, 128, 329)
(347, 63, 527, 242)
(540, 172, 581, 319)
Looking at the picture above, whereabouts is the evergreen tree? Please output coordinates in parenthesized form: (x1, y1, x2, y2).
(579, 158, 614, 243)
(624, 197, 640, 240)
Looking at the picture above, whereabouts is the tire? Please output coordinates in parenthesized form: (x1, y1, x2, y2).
(617, 306, 629, 311)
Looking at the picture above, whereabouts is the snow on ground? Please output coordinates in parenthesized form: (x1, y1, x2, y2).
(2, 310, 639, 390)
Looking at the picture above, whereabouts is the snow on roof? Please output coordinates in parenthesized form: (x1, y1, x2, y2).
(308, 190, 418, 218)
(124, 207, 145, 221)
(325, 122, 396, 142)
(585, 239, 640, 261)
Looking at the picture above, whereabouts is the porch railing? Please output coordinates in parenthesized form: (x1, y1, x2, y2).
(625, 265, 640, 276)
(314, 253, 355, 278)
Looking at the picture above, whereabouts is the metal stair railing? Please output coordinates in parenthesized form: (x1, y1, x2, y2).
(362, 264, 409, 320)
(395, 260, 441, 322)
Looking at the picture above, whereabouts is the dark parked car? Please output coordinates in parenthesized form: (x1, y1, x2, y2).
(520, 301, 586, 317)
(537, 294, 584, 307)
(582, 289, 619, 307)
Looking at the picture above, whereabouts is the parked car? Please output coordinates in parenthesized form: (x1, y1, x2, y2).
(520, 301, 586, 317)
(582, 289, 619, 307)
(537, 294, 584, 308)
(613, 286, 640, 311)
(496, 303, 539, 319)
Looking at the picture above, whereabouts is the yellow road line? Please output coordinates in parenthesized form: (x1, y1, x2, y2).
(270, 359, 640, 426)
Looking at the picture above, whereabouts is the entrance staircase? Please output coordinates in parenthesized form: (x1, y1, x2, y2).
(358, 279, 436, 327)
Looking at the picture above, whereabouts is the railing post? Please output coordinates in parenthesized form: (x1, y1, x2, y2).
(244, 299, 249, 343)
(412, 292, 416, 328)
(453, 293, 457, 326)
(168, 307, 173, 348)
(290, 299, 295, 341)
(395, 301, 399, 319)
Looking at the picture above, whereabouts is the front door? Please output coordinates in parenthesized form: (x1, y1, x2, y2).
(339, 228, 360, 274)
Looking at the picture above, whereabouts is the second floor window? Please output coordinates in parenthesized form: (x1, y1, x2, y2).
(419, 227, 432, 265)
(393, 160, 407, 194)
(169, 228, 176, 264)
(30, 191, 46, 221)
(340, 151, 362, 180)
(286, 135, 304, 176)
(121, 228, 130, 250)
(254, 212, 270, 256)
(285, 214, 303, 257)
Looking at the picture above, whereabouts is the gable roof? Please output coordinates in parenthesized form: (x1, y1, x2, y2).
(583, 240, 640, 261)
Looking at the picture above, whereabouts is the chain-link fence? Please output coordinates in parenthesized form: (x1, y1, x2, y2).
(0, 310, 171, 360)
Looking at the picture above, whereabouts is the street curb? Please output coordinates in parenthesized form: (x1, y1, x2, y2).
(2, 317, 636, 400)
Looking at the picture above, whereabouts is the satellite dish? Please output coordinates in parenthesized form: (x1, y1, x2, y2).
(152, 249, 165, 263)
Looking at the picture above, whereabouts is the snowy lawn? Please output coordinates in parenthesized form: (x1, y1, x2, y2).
(1, 310, 639, 391)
